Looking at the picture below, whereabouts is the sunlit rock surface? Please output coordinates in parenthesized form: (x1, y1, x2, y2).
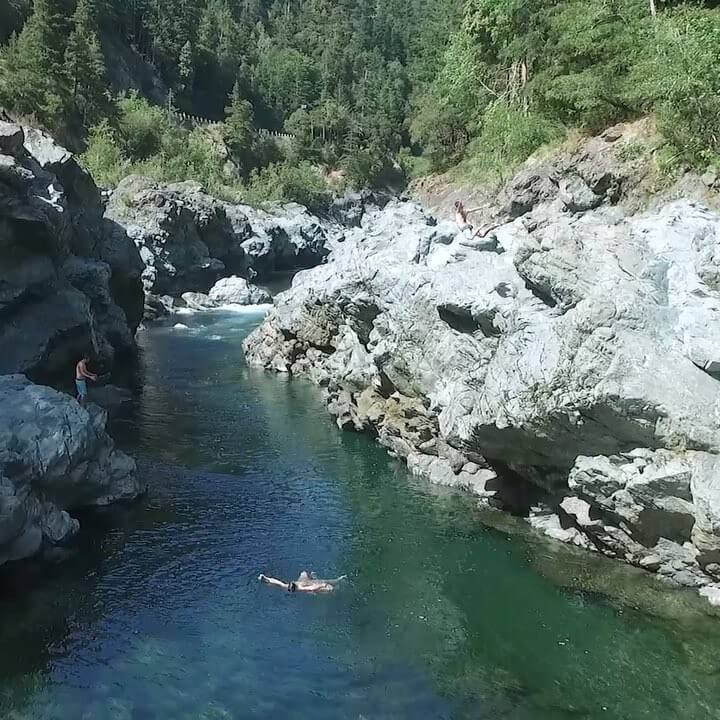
(245, 146, 720, 596)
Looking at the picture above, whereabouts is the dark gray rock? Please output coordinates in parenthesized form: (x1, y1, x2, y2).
(559, 176, 603, 213)
(329, 190, 392, 227)
(105, 178, 330, 312)
(0, 121, 24, 155)
(105, 176, 233, 297)
(144, 293, 178, 321)
(0, 128, 143, 382)
(500, 164, 558, 218)
(0, 375, 143, 566)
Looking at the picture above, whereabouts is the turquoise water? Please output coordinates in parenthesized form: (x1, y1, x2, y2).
(2, 309, 720, 719)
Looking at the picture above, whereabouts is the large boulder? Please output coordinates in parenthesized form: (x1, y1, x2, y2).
(243, 193, 720, 595)
(208, 276, 271, 306)
(0, 124, 143, 382)
(177, 277, 271, 311)
(104, 176, 235, 297)
(227, 202, 330, 277)
(105, 178, 330, 310)
(0, 375, 143, 566)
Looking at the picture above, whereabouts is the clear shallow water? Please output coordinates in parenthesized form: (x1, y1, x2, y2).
(2, 310, 720, 719)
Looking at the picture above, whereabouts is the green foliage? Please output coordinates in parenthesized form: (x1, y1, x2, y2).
(618, 140, 649, 163)
(341, 148, 389, 190)
(242, 161, 332, 212)
(80, 119, 128, 186)
(284, 108, 316, 160)
(0, 0, 69, 131)
(533, 0, 647, 129)
(457, 102, 563, 182)
(412, 0, 720, 175)
(8, 0, 720, 196)
(178, 40, 195, 96)
(631, 6, 720, 163)
(65, 0, 107, 126)
(397, 147, 433, 181)
(223, 83, 256, 173)
(82, 92, 332, 208)
(254, 45, 319, 121)
(155, 128, 230, 192)
(653, 143, 686, 185)
(115, 93, 173, 160)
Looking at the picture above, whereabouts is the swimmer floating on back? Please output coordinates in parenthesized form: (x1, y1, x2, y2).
(258, 571, 347, 593)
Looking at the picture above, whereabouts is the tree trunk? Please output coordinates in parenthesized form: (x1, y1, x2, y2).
(649, 0, 657, 17)
(521, 59, 529, 114)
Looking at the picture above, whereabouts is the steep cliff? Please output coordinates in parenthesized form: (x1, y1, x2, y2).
(0, 121, 144, 384)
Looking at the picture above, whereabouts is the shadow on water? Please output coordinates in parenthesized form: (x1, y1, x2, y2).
(2, 309, 720, 720)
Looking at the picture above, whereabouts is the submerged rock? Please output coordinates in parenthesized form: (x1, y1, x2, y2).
(0, 123, 144, 382)
(243, 168, 720, 597)
(0, 375, 143, 566)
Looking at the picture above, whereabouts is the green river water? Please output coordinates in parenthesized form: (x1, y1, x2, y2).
(1, 309, 720, 720)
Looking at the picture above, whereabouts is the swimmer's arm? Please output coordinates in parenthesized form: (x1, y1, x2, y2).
(326, 575, 347, 586)
(258, 574, 288, 589)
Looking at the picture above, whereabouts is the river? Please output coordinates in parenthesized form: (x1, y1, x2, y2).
(1, 309, 720, 719)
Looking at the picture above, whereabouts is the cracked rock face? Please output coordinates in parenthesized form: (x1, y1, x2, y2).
(0, 122, 144, 383)
(0, 375, 144, 566)
(243, 188, 720, 597)
(105, 177, 330, 316)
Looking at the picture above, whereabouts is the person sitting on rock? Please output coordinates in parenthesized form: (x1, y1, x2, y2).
(258, 570, 347, 593)
(455, 200, 503, 240)
(454, 200, 498, 239)
(75, 355, 98, 405)
(454, 200, 474, 232)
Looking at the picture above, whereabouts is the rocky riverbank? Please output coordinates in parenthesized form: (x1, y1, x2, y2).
(244, 123, 720, 603)
(0, 375, 142, 566)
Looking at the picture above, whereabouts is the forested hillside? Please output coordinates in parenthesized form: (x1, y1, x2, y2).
(1, 0, 719, 204)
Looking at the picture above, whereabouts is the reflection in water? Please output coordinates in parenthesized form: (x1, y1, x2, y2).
(1, 310, 720, 720)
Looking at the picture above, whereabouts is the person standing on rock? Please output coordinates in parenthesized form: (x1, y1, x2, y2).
(75, 355, 98, 405)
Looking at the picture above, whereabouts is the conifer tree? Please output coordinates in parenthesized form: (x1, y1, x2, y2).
(65, 0, 107, 127)
(223, 81, 256, 173)
(178, 41, 193, 82)
(0, 0, 69, 128)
